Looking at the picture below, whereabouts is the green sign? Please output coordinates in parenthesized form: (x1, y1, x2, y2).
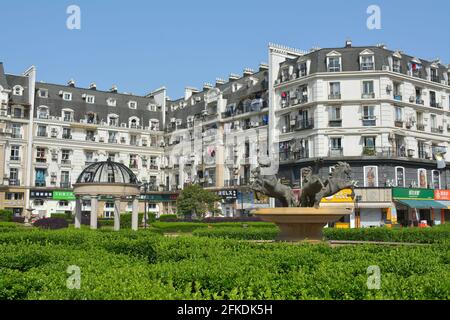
(53, 191, 76, 201)
(392, 188, 434, 200)
(140, 194, 178, 202)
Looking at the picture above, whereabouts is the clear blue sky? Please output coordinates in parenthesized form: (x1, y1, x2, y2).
(1, 0, 449, 98)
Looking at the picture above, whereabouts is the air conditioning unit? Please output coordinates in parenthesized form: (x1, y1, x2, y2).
(386, 85, 392, 92)
(5, 129, 12, 134)
(409, 96, 415, 103)
(438, 126, 444, 132)
(382, 65, 390, 71)
(290, 120, 296, 126)
(407, 149, 415, 157)
(441, 80, 447, 85)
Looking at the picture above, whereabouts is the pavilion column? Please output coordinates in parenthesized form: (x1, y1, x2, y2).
(114, 197, 121, 231)
(75, 197, 82, 229)
(132, 196, 139, 231)
(90, 196, 99, 230)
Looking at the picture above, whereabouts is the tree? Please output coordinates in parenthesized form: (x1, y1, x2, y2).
(177, 184, 220, 219)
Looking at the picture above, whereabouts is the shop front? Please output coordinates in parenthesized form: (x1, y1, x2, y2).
(215, 190, 238, 217)
(237, 191, 270, 217)
(30, 190, 76, 218)
(433, 190, 450, 225)
(139, 193, 179, 217)
(393, 188, 447, 227)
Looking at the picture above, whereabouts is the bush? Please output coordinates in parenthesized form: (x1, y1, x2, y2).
(193, 227, 279, 240)
(11, 216, 25, 224)
(159, 214, 178, 222)
(324, 226, 450, 244)
(120, 213, 144, 229)
(0, 210, 13, 222)
(33, 218, 69, 230)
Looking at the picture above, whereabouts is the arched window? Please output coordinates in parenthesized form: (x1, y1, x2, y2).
(129, 117, 139, 129)
(37, 106, 49, 119)
(13, 85, 24, 96)
(107, 114, 119, 127)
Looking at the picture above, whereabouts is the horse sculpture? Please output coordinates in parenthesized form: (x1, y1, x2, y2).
(251, 166, 299, 208)
(301, 162, 357, 208)
(251, 159, 356, 208)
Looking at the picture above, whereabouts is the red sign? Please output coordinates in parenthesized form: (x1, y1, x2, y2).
(435, 190, 450, 201)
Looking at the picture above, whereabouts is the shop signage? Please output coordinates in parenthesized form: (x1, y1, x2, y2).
(30, 190, 53, 199)
(434, 190, 450, 201)
(321, 189, 354, 203)
(216, 190, 237, 200)
(139, 194, 178, 202)
(392, 188, 434, 200)
(53, 191, 76, 201)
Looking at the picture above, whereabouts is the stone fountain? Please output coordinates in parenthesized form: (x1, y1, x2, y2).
(251, 159, 357, 242)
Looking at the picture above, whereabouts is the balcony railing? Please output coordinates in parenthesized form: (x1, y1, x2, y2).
(295, 118, 314, 131)
(239, 178, 250, 186)
(328, 93, 341, 100)
(362, 93, 375, 99)
(415, 98, 424, 105)
(62, 134, 72, 140)
(329, 119, 342, 127)
(431, 76, 440, 83)
(224, 179, 239, 187)
(394, 95, 402, 101)
(417, 123, 425, 131)
(37, 132, 48, 137)
(10, 157, 21, 162)
(361, 63, 375, 71)
(279, 150, 310, 162)
(61, 159, 71, 166)
(362, 118, 376, 126)
(362, 147, 397, 157)
(60, 182, 71, 189)
(36, 158, 47, 163)
(431, 127, 444, 134)
(329, 148, 344, 157)
(149, 165, 159, 170)
(393, 65, 402, 73)
(108, 138, 118, 144)
(11, 133, 22, 139)
(85, 136, 96, 142)
(9, 179, 20, 186)
(35, 181, 46, 187)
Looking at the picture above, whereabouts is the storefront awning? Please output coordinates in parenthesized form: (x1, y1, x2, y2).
(396, 200, 447, 209)
(436, 201, 450, 209)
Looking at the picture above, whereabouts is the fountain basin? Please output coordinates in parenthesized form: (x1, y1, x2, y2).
(254, 207, 353, 242)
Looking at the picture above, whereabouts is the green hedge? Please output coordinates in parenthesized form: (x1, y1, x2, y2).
(193, 227, 279, 240)
(324, 225, 450, 244)
(0, 228, 448, 300)
(0, 210, 13, 222)
(151, 222, 276, 234)
(98, 213, 145, 228)
(158, 214, 178, 222)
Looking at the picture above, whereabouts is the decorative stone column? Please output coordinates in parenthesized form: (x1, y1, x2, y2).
(132, 196, 139, 231)
(90, 196, 98, 230)
(114, 197, 121, 231)
(75, 197, 82, 229)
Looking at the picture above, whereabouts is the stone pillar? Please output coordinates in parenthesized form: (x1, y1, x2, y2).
(132, 197, 139, 231)
(75, 197, 82, 229)
(114, 197, 121, 231)
(90, 196, 98, 230)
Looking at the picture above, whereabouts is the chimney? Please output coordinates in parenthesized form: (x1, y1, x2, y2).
(229, 73, 240, 82)
(184, 87, 199, 100)
(259, 63, 269, 72)
(215, 78, 226, 87)
(243, 68, 255, 77)
(67, 79, 76, 87)
(203, 82, 213, 91)
(89, 82, 97, 90)
(377, 43, 387, 49)
(345, 39, 352, 48)
(110, 85, 118, 93)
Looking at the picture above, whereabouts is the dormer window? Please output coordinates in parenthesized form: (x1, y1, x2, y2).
(108, 114, 119, 127)
(38, 89, 48, 98)
(128, 101, 137, 109)
(37, 106, 49, 119)
(85, 94, 95, 104)
(107, 97, 117, 107)
(393, 59, 402, 73)
(13, 85, 24, 96)
(148, 104, 157, 112)
(359, 50, 375, 71)
(62, 92, 72, 101)
(327, 52, 342, 72)
(281, 68, 290, 82)
(430, 67, 439, 83)
(150, 119, 159, 131)
(62, 109, 74, 122)
(408, 59, 422, 77)
(129, 117, 139, 129)
(298, 62, 308, 77)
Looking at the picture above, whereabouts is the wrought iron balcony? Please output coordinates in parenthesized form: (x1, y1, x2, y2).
(295, 118, 314, 131)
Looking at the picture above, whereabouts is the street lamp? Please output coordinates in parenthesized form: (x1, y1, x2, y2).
(141, 182, 153, 229)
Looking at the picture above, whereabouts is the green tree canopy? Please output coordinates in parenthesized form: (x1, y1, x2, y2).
(177, 184, 220, 218)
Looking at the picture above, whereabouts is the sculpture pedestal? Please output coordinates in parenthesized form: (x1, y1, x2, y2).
(254, 207, 352, 242)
